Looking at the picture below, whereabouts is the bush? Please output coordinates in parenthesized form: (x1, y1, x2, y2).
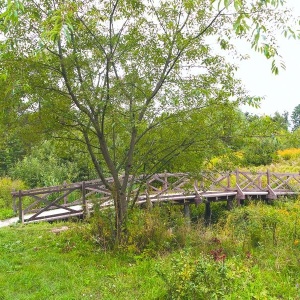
(125, 206, 188, 255)
(89, 204, 192, 255)
(223, 201, 300, 251)
(158, 251, 255, 300)
(277, 148, 300, 161)
(0, 177, 25, 209)
(9, 140, 82, 188)
(158, 200, 300, 299)
(242, 138, 278, 166)
(89, 205, 116, 250)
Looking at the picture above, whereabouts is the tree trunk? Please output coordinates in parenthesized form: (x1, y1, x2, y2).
(113, 188, 128, 244)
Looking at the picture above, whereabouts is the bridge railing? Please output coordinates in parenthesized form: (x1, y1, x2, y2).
(11, 170, 300, 223)
(11, 179, 114, 223)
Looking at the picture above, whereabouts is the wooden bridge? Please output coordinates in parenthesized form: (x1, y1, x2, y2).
(11, 170, 300, 224)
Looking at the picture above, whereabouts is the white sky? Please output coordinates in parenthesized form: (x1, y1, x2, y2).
(236, 0, 300, 117)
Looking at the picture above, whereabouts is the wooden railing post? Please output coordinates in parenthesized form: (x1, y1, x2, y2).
(227, 172, 231, 189)
(63, 181, 67, 204)
(145, 190, 153, 210)
(82, 181, 89, 218)
(227, 199, 233, 210)
(236, 169, 239, 187)
(12, 189, 17, 214)
(18, 190, 24, 224)
(164, 171, 168, 191)
(267, 169, 270, 187)
(183, 202, 190, 222)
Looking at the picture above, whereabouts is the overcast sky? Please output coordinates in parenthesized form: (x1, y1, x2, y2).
(236, 0, 300, 117)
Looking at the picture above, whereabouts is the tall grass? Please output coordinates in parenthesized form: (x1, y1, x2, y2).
(1, 199, 300, 299)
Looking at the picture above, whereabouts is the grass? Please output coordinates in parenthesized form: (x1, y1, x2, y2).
(1, 200, 300, 299)
(0, 221, 166, 300)
(0, 208, 15, 220)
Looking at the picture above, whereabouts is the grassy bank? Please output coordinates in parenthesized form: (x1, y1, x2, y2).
(1, 199, 300, 299)
(0, 221, 166, 300)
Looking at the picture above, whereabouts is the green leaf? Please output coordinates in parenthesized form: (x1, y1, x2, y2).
(234, 0, 242, 10)
(224, 0, 230, 9)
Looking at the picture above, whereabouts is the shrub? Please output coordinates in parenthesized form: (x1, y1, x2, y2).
(9, 140, 82, 188)
(158, 251, 256, 300)
(124, 206, 186, 255)
(277, 148, 300, 161)
(242, 138, 278, 166)
(223, 201, 300, 251)
(89, 204, 192, 254)
(158, 200, 300, 299)
(0, 177, 25, 209)
(89, 204, 116, 250)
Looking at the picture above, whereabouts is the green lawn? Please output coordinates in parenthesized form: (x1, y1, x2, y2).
(0, 222, 166, 300)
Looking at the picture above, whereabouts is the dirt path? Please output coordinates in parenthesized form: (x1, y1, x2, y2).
(0, 217, 19, 228)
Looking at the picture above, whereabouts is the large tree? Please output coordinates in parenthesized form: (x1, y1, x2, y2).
(0, 0, 297, 240)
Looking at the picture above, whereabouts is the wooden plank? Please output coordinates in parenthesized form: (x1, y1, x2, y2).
(26, 189, 77, 222)
(270, 173, 294, 190)
(24, 212, 84, 223)
(236, 184, 245, 200)
(238, 172, 263, 190)
(23, 194, 49, 214)
(18, 190, 24, 224)
(207, 173, 231, 190)
(23, 189, 80, 214)
(85, 186, 111, 195)
(267, 185, 277, 200)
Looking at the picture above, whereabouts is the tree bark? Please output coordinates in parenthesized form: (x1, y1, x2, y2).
(113, 186, 128, 244)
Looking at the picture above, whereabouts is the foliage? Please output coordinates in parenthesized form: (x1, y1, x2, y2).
(158, 252, 229, 300)
(158, 200, 300, 299)
(271, 111, 289, 131)
(1, 198, 300, 299)
(237, 114, 284, 166)
(242, 137, 278, 166)
(0, 0, 296, 240)
(0, 137, 25, 177)
(247, 147, 300, 174)
(0, 208, 15, 220)
(0, 177, 25, 210)
(158, 251, 265, 300)
(206, 152, 244, 171)
(90, 205, 191, 254)
(291, 104, 300, 131)
(277, 148, 300, 161)
(9, 140, 93, 188)
(277, 128, 300, 149)
(223, 201, 300, 251)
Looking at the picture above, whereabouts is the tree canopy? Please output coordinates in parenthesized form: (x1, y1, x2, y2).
(0, 0, 298, 240)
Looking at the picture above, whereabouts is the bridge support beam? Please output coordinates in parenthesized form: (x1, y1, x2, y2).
(227, 199, 233, 210)
(145, 191, 153, 210)
(236, 184, 245, 206)
(184, 203, 190, 223)
(18, 190, 24, 224)
(267, 185, 277, 202)
(204, 201, 211, 226)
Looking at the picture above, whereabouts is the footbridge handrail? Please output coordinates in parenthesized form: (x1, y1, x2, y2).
(11, 170, 300, 224)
